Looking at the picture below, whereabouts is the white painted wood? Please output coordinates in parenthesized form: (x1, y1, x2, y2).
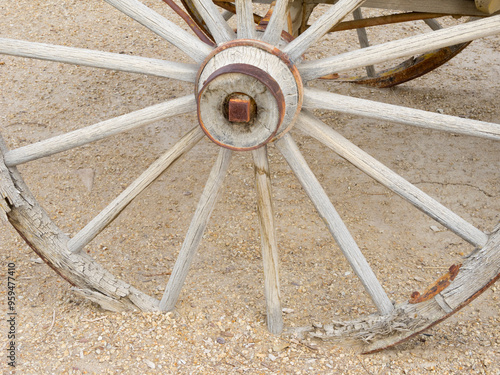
(352, 8, 376, 77)
(160, 148, 233, 311)
(68, 127, 204, 254)
(295, 109, 489, 248)
(4, 95, 196, 167)
(283, 0, 366, 61)
(262, 0, 290, 45)
(252, 146, 283, 334)
(236, 0, 256, 39)
(303, 88, 500, 141)
(190, 0, 236, 44)
(0, 135, 159, 312)
(104, 0, 212, 63)
(0, 38, 197, 82)
(299, 15, 500, 81)
(275, 133, 394, 315)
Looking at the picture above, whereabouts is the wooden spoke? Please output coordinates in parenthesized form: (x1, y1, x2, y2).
(236, 0, 256, 39)
(352, 8, 376, 77)
(0, 38, 197, 83)
(4, 95, 196, 167)
(68, 127, 204, 254)
(283, 0, 366, 61)
(252, 146, 283, 334)
(222, 10, 234, 21)
(303, 88, 500, 141)
(160, 148, 233, 311)
(261, 0, 290, 45)
(424, 18, 443, 31)
(275, 133, 394, 315)
(298, 15, 500, 81)
(103, 0, 212, 63)
(296, 110, 489, 248)
(190, 0, 236, 44)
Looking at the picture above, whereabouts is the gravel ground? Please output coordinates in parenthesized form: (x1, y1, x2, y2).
(1, 1, 499, 374)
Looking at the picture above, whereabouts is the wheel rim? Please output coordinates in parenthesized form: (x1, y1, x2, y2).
(1, 0, 499, 351)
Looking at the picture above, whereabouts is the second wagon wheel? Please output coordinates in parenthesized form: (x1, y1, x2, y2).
(177, 1, 475, 87)
(1, 0, 499, 352)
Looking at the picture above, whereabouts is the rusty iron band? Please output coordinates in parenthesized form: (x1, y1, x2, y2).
(197, 63, 286, 151)
(196, 40, 303, 140)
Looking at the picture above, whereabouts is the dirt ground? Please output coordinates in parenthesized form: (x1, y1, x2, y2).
(1, 1, 499, 374)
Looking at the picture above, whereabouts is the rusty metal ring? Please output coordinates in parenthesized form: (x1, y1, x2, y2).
(197, 63, 286, 151)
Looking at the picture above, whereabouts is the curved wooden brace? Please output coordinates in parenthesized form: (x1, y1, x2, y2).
(0, 138, 159, 312)
(343, 42, 470, 88)
(298, 224, 500, 352)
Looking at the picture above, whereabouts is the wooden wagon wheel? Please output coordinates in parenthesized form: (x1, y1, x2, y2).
(177, 1, 474, 87)
(1, 0, 499, 352)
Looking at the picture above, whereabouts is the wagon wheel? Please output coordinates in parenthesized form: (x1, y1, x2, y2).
(1, 0, 499, 353)
(331, 9, 472, 87)
(176, 1, 473, 87)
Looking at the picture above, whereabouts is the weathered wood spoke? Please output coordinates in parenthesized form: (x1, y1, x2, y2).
(352, 8, 376, 77)
(68, 127, 205, 254)
(160, 148, 233, 311)
(261, 0, 290, 45)
(298, 15, 500, 81)
(276, 133, 394, 315)
(190, 0, 236, 44)
(303, 88, 500, 141)
(296, 110, 489, 248)
(0, 38, 197, 83)
(236, 0, 256, 39)
(284, 0, 366, 61)
(4, 95, 196, 167)
(252, 146, 283, 334)
(103, 0, 213, 62)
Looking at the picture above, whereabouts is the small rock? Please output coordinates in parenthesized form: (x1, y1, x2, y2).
(430, 225, 440, 232)
(216, 337, 225, 344)
(282, 308, 294, 314)
(268, 354, 277, 361)
(144, 359, 155, 369)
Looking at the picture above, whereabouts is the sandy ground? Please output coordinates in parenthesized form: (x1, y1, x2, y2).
(1, 1, 499, 374)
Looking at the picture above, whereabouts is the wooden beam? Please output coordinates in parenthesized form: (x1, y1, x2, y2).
(4, 95, 196, 167)
(298, 15, 500, 81)
(252, 146, 283, 334)
(295, 109, 489, 248)
(0, 38, 197, 83)
(160, 148, 232, 311)
(68, 127, 204, 254)
(276, 133, 394, 315)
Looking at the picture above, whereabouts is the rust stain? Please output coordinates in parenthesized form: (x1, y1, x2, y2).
(228, 97, 252, 123)
(162, 0, 216, 46)
(409, 264, 462, 304)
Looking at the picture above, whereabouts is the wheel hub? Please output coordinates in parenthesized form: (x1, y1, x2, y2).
(196, 40, 303, 150)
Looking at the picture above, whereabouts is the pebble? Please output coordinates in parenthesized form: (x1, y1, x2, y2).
(216, 337, 226, 344)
